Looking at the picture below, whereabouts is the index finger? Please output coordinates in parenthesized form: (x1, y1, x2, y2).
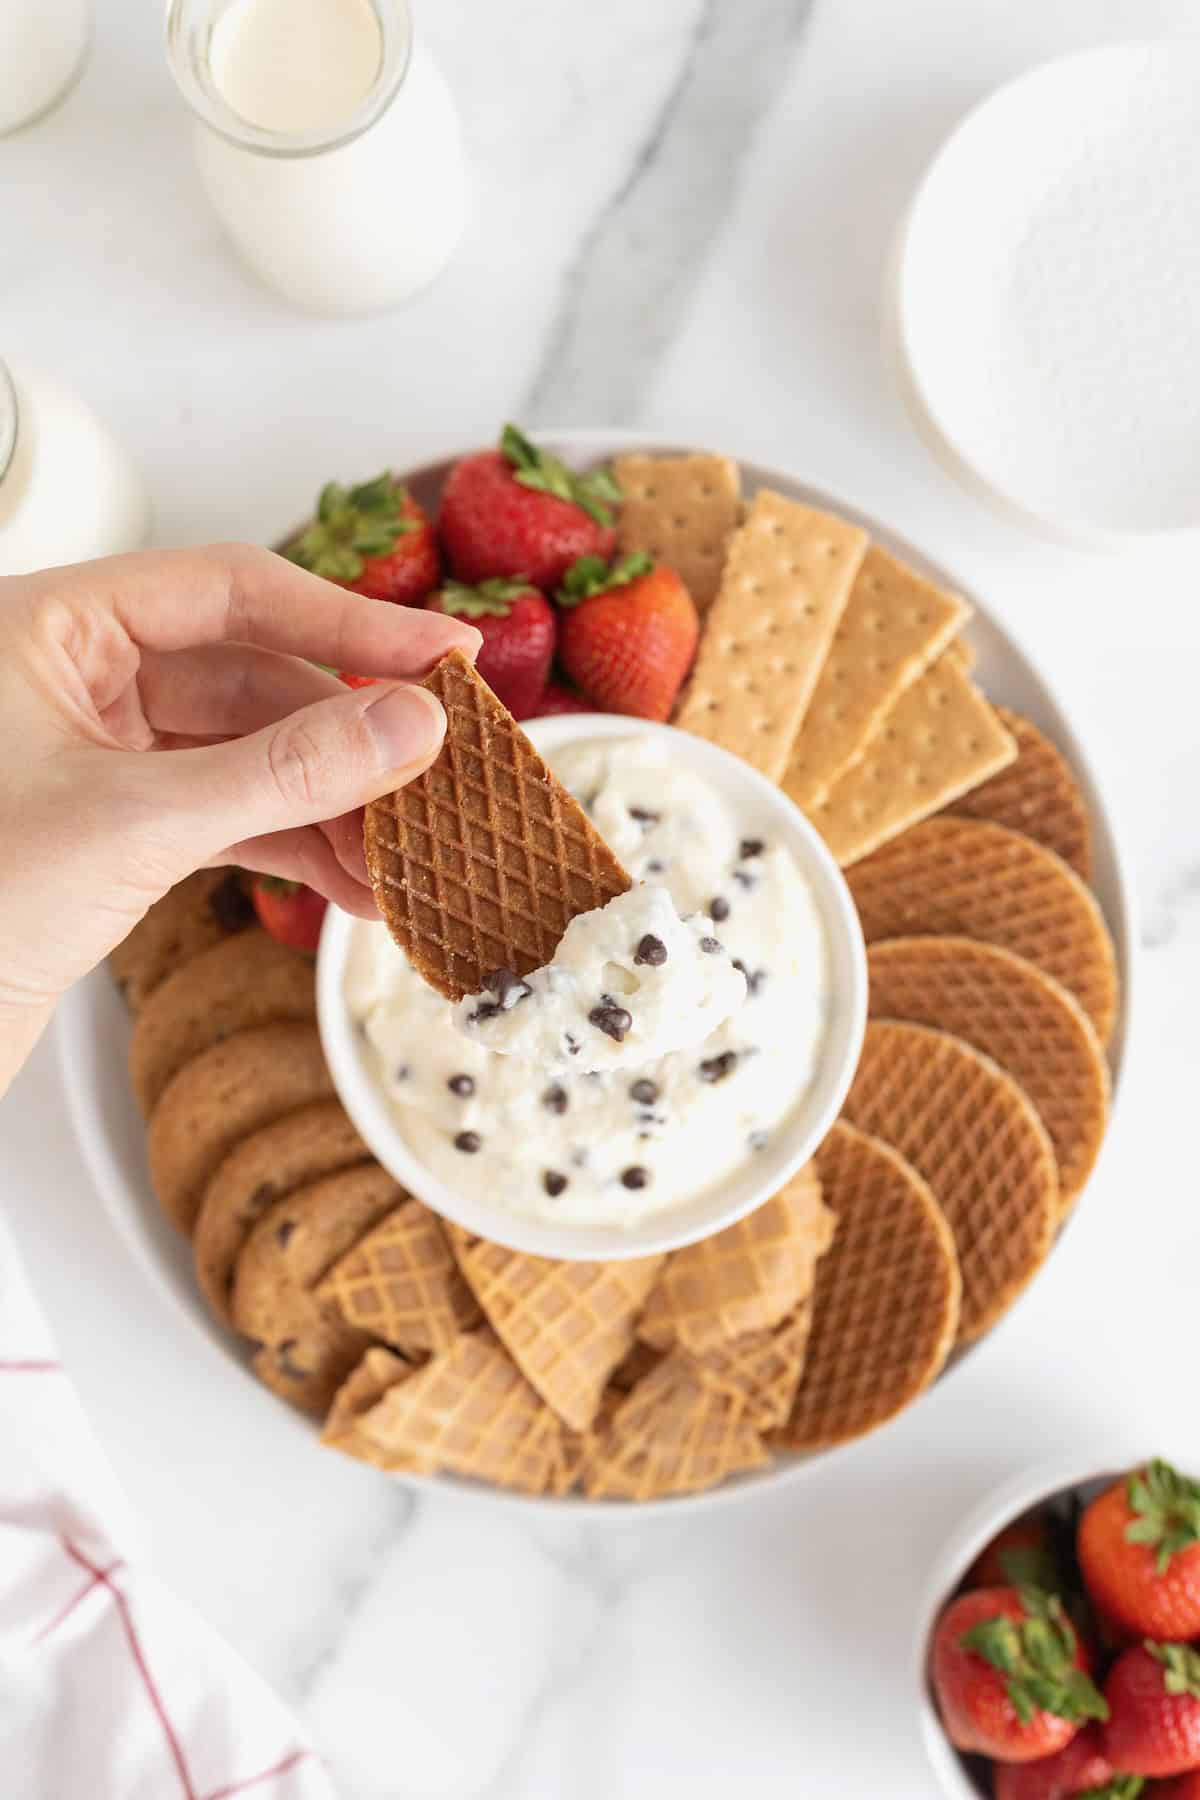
(67, 543, 482, 675)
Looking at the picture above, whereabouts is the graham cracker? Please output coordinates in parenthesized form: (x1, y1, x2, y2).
(672, 490, 867, 780)
(945, 707, 1093, 880)
(364, 651, 630, 1001)
(846, 816, 1119, 1044)
(809, 656, 1017, 867)
(781, 546, 969, 811)
(867, 936, 1110, 1216)
(941, 637, 976, 673)
(777, 1123, 960, 1451)
(613, 452, 742, 616)
(841, 1020, 1059, 1342)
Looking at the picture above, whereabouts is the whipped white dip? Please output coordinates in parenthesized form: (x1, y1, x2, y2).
(346, 737, 829, 1229)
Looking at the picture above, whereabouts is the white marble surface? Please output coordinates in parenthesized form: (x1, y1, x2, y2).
(5, 1, 1200, 1793)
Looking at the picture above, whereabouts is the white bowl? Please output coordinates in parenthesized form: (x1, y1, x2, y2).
(317, 713, 868, 1261)
(913, 1446, 1167, 1798)
(56, 430, 1137, 1512)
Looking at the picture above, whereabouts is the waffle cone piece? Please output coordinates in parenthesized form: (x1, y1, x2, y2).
(322, 1346, 418, 1469)
(582, 1351, 768, 1500)
(318, 1201, 480, 1354)
(945, 707, 1093, 880)
(449, 1231, 664, 1432)
(867, 937, 1110, 1215)
(778, 1123, 960, 1451)
(841, 1021, 1058, 1341)
(846, 817, 1118, 1044)
(364, 651, 630, 1000)
(638, 1166, 835, 1356)
(692, 1305, 813, 1432)
(350, 1330, 564, 1494)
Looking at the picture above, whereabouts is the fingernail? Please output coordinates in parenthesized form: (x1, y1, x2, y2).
(362, 683, 445, 773)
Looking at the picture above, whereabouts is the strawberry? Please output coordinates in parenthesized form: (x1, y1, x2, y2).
(932, 1586, 1106, 1763)
(1157, 1772, 1200, 1798)
(438, 425, 618, 590)
(1079, 1462, 1200, 1640)
(533, 681, 594, 717)
(251, 877, 327, 954)
(1103, 1644, 1200, 1776)
(284, 473, 440, 604)
(969, 1519, 1062, 1593)
(556, 553, 699, 722)
(425, 578, 554, 721)
(338, 671, 378, 688)
(992, 1726, 1126, 1799)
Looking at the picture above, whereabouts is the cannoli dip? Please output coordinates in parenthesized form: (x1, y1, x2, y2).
(345, 737, 829, 1229)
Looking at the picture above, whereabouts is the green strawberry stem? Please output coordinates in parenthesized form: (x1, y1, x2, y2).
(258, 876, 302, 895)
(1125, 1460, 1200, 1573)
(1147, 1640, 1200, 1699)
(961, 1587, 1108, 1727)
(555, 551, 653, 608)
(1077, 1781, 1145, 1800)
(438, 578, 532, 619)
(284, 473, 416, 583)
(500, 424, 621, 528)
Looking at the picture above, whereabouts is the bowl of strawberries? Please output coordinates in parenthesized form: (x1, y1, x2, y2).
(921, 1453, 1200, 1800)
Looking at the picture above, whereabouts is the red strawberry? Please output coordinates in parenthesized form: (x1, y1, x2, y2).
(338, 671, 378, 689)
(931, 1586, 1106, 1763)
(425, 579, 554, 721)
(556, 553, 699, 722)
(1103, 1644, 1200, 1776)
(438, 425, 618, 590)
(251, 878, 327, 954)
(284, 473, 440, 604)
(968, 1519, 1061, 1593)
(1079, 1462, 1200, 1642)
(1157, 1772, 1200, 1798)
(992, 1726, 1121, 1799)
(534, 681, 594, 717)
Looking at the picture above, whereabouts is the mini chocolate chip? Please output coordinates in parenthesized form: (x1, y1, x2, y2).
(209, 871, 255, 933)
(447, 1074, 475, 1098)
(732, 958, 765, 996)
(699, 936, 723, 954)
(542, 1084, 569, 1115)
(543, 1170, 568, 1197)
(629, 1078, 659, 1104)
(468, 1002, 501, 1024)
(699, 1051, 738, 1084)
(565, 1033, 581, 1056)
(275, 1219, 295, 1248)
(621, 1166, 650, 1189)
(629, 806, 660, 824)
(276, 1338, 308, 1380)
(589, 1002, 632, 1043)
(710, 896, 730, 922)
(739, 838, 766, 859)
(250, 1181, 276, 1209)
(394, 1063, 411, 1081)
(748, 1129, 770, 1152)
(454, 1131, 482, 1154)
(634, 933, 668, 967)
(355, 1018, 368, 1039)
(733, 869, 756, 890)
(645, 859, 665, 874)
(483, 966, 532, 1008)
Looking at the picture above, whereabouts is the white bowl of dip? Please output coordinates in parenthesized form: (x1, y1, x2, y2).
(318, 713, 868, 1261)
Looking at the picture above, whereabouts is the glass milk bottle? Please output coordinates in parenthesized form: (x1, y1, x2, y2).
(0, 0, 92, 136)
(165, 0, 465, 315)
(0, 360, 149, 577)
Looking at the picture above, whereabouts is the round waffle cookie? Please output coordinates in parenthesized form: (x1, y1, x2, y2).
(944, 707, 1093, 880)
(778, 1123, 960, 1452)
(845, 817, 1118, 1045)
(867, 938, 1110, 1216)
(841, 1021, 1059, 1341)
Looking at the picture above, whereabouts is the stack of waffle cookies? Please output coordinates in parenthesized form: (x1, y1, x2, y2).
(107, 453, 1118, 1501)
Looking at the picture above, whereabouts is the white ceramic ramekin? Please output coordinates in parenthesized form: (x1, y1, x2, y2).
(913, 1446, 1170, 1799)
(317, 711, 867, 1262)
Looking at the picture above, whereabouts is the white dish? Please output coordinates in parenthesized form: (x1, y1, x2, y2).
(890, 43, 1200, 550)
(318, 714, 867, 1261)
(913, 1446, 1171, 1799)
(56, 430, 1137, 1513)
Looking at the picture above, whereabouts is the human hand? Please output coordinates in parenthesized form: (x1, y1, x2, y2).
(0, 544, 481, 1091)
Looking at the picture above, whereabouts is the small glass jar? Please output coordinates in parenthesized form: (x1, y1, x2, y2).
(0, 0, 92, 137)
(165, 0, 465, 316)
(0, 360, 149, 578)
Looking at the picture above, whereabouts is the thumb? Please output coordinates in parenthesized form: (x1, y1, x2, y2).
(132, 680, 446, 860)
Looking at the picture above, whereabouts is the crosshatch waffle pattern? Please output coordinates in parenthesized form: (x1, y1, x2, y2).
(364, 651, 630, 1001)
(318, 1201, 481, 1354)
